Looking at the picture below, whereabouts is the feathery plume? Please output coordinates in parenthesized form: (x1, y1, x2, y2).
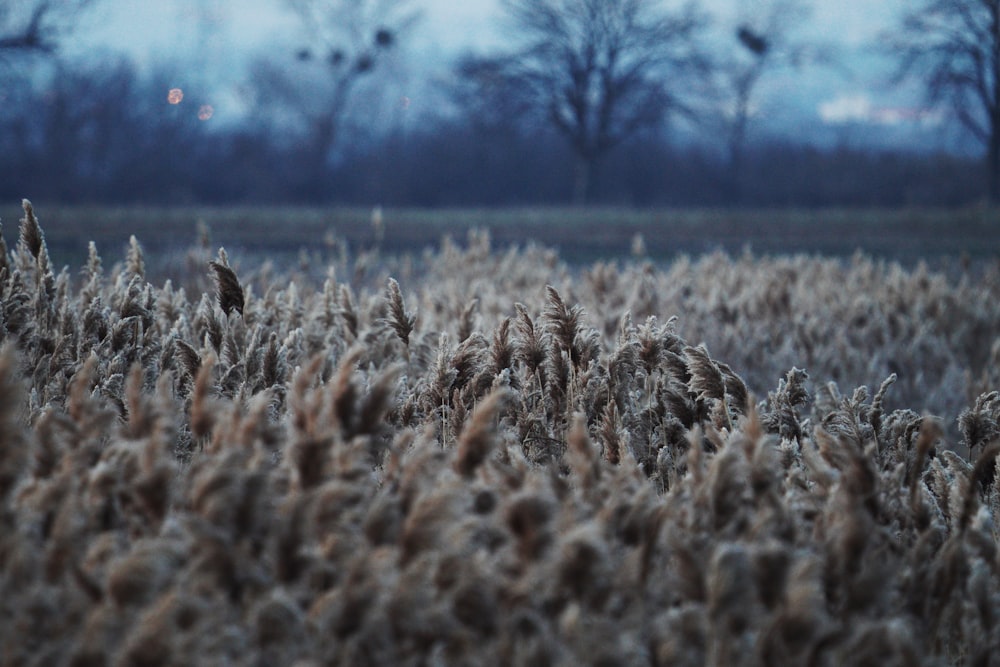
(209, 249, 245, 316)
(870, 372, 897, 435)
(684, 345, 725, 403)
(543, 285, 583, 365)
(18, 199, 44, 260)
(384, 277, 416, 348)
(125, 234, 145, 278)
(513, 303, 546, 375)
(454, 388, 511, 477)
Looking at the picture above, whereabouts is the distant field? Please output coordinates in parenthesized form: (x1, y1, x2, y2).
(1, 204, 998, 273)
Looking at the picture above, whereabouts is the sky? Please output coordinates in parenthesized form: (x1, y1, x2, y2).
(61, 0, 963, 151)
(72, 0, 504, 62)
(72, 0, 903, 62)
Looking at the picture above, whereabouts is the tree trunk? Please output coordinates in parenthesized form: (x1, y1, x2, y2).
(727, 84, 752, 206)
(727, 136, 745, 206)
(572, 154, 598, 206)
(299, 112, 338, 200)
(990, 118, 1000, 204)
(991, 5, 1000, 205)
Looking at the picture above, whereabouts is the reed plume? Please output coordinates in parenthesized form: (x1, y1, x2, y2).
(208, 249, 245, 316)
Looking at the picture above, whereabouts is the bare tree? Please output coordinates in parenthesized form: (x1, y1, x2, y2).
(716, 0, 822, 203)
(458, 0, 710, 205)
(888, 0, 1000, 201)
(250, 0, 418, 193)
(0, 0, 96, 57)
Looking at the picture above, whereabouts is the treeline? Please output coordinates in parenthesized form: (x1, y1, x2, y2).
(0, 59, 986, 208)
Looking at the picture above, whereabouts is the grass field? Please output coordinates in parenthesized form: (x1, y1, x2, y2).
(2, 204, 998, 276)
(2, 200, 1000, 664)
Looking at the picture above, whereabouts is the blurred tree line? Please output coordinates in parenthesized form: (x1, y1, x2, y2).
(0, 0, 993, 207)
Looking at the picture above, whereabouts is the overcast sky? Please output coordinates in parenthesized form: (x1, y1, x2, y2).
(73, 0, 504, 62)
(75, 0, 902, 59)
(62, 0, 957, 148)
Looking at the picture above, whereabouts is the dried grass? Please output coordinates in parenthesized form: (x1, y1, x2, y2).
(0, 202, 998, 665)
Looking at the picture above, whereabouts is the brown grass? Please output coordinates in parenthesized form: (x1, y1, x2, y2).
(1, 200, 999, 665)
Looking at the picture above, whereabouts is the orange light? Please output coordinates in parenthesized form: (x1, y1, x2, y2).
(167, 88, 184, 104)
(197, 105, 214, 121)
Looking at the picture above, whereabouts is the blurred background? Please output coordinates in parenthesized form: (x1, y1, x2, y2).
(0, 0, 993, 209)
